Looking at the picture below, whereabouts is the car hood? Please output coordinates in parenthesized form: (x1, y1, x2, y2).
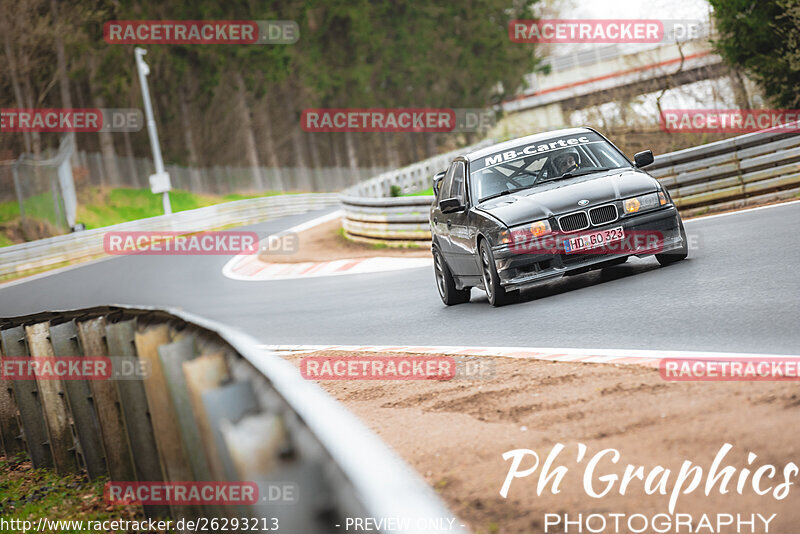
(475, 169, 659, 227)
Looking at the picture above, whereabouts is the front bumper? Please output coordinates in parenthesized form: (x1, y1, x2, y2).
(493, 206, 684, 290)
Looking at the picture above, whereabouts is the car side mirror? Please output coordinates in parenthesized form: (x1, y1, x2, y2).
(432, 171, 446, 196)
(439, 197, 466, 213)
(634, 150, 654, 168)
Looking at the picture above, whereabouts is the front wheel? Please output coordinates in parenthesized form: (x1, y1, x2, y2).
(433, 247, 470, 305)
(479, 240, 518, 307)
(656, 220, 689, 266)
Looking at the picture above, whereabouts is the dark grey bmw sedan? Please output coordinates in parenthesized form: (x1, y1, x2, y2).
(431, 127, 688, 306)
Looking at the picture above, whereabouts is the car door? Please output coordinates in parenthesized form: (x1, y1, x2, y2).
(445, 161, 480, 277)
(432, 163, 456, 259)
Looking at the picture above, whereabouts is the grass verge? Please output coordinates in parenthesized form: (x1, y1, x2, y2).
(75, 188, 289, 230)
(0, 187, 296, 248)
(0, 453, 146, 533)
(401, 187, 434, 196)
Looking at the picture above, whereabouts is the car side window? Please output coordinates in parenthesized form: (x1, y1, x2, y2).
(449, 162, 466, 204)
(438, 163, 456, 201)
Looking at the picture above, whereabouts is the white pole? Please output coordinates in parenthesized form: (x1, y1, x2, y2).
(134, 47, 172, 215)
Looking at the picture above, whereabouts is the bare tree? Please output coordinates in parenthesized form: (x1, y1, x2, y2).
(50, 0, 77, 165)
(179, 82, 202, 191)
(233, 71, 264, 190)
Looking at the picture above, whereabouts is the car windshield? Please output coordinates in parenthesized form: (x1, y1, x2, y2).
(470, 132, 631, 202)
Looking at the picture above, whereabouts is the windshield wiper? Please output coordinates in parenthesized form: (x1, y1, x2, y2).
(479, 186, 529, 203)
(552, 167, 613, 181)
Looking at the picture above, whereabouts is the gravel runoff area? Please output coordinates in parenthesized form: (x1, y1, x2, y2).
(285, 351, 800, 534)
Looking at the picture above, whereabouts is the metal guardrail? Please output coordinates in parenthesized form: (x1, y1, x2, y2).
(0, 193, 340, 278)
(343, 140, 496, 199)
(341, 126, 800, 245)
(340, 140, 494, 246)
(0, 305, 466, 533)
(647, 126, 800, 216)
(340, 197, 433, 245)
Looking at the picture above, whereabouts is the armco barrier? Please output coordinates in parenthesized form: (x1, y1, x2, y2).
(647, 125, 800, 216)
(341, 126, 800, 245)
(0, 305, 467, 533)
(0, 193, 339, 279)
(340, 197, 433, 246)
(340, 139, 494, 246)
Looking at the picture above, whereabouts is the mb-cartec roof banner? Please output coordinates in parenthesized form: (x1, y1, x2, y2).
(473, 131, 604, 171)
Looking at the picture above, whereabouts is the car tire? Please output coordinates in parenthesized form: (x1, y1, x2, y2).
(656, 220, 689, 266)
(479, 239, 518, 307)
(433, 247, 470, 305)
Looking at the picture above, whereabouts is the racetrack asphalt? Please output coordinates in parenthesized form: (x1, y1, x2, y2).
(1, 201, 798, 355)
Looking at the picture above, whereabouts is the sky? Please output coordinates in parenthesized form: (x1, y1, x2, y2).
(553, 0, 711, 21)
(538, 0, 713, 55)
(515, 0, 742, 129)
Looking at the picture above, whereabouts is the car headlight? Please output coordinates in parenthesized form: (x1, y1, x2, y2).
(528, 219, 552, 237)
(488, 227, 511, 246)
(507, 219, 552, 245)
(624, 192, 667, 214)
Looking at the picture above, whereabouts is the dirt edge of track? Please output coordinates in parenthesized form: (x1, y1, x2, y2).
(259, 218, 430, 263)
(283, 351, 800, 534)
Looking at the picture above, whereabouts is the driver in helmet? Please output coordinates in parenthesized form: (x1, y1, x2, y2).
(552, 149, 581, 175)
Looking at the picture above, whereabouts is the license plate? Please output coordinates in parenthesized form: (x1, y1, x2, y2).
(563, 226, 624, 254)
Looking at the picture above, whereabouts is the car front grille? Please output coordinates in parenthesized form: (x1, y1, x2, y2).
(589, 204, 618, 225)
(558, 212, 589, 232)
